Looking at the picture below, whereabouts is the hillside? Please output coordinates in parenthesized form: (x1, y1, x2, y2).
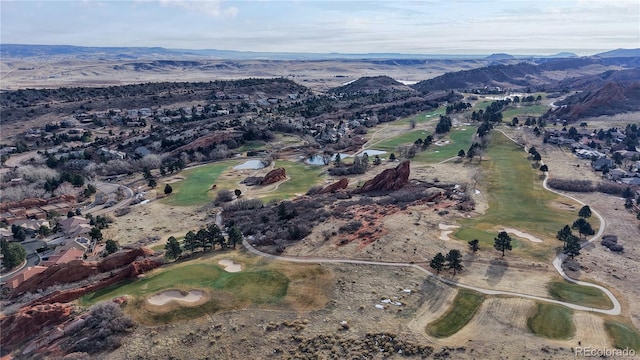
(411, 62, 543, 92)
(548, 81, 640, 120)
(594, 48, 640, 58)
(330, 75, 415, 94)
(411, 56, 640, 92)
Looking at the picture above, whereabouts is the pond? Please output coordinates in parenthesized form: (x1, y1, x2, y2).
(233, 159, 267, 170)
(305, 153, 353, 165)
(357, 149, 387, 157)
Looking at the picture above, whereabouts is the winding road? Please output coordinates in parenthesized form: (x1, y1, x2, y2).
(241, 129, 621, 316)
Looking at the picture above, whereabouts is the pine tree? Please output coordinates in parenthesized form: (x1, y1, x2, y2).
(430, 252, 446, 274)
(494, 231, 512, 257)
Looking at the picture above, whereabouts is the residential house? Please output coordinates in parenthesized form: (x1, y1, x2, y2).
(592, 158, 614, 171)
(58, 216, 92, 238)
(40, 247, 85, 267)
(608, 168, 628, 181)
(621, 177, 640, 186)
(2, 266, 48, 290)
(98, 147, 126, 160)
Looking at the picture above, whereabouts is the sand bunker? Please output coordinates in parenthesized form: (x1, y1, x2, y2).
(502, 228, 543, 243)
(218, 259, 243, 272)
(439, 224, 460, 241)
(147, 290, 204, 306)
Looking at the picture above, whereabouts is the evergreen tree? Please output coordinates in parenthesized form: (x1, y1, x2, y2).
(494, 231, 513, 257)
(445, 249, 464, 275)
(164, 236, 182, 260)
(105, 239, 118, 255)
(556, 225, 572, 243)
(468, 239, 479, 253)
(1, 239, 26, 270)
(563, 235, 582, 259)
(184, 230, 198, 253)
(430, 252, 446, 274)
(228, 226, 243, 249)
(578, 205, 592, 219)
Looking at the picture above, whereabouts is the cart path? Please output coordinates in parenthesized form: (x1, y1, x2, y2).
(241, 129, 621, 316)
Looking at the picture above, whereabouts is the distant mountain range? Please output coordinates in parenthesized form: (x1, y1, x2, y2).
(1, 44, 635, 61)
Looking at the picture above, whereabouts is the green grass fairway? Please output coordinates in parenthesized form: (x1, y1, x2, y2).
(454, 132, 579, 260)
(394, 108, 444, 126)
(80, 262, 288, 305)
(80, 261, 289, 323)
(547, 281, 613, 309)
(163, 160, 237, 207)
(259, 160, 326, 202)
(373, 130, 431, 152)
(426, 289, 484, 338)
(236, 141, 266, 153)
(413, 127, 476, 163)
(605, 321, 640, 351)
(527, 303, 575, 339)
(502, 104, 549, 119)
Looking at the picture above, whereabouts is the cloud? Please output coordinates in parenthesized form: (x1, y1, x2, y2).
(157, 0, 238, 18)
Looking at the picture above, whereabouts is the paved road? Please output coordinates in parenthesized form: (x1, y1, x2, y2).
(85, 182, 134, 216)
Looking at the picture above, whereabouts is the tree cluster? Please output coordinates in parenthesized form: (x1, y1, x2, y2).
(1, 239, 26, 270)
(164, 224, 243, 260)
(430, 249, 464, 275)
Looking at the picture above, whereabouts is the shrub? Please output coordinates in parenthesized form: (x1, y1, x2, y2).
(68, 302, 135, 354)
(222, 198, 263, 212)
(547, 179, 595, 192)
(215, 189, 234, 204)
(339, 221, 362, 233)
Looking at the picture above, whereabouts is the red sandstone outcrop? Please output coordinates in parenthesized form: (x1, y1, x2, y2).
(0, 194, 76, 212)
(0, 302, 74, 352)
(11, 247, 157, 298)
(29, 257, 164, 305)
(353, 161, 410, 193)
(260, 167, 286, 185)
(319, 178, 349, 194)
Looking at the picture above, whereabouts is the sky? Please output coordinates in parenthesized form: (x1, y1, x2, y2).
(1, 0, 639, 55)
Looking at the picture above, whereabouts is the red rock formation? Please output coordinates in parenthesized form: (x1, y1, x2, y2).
(0, 302, 73, 353)
(319, 178, 349, 194)
(11, 248, 157, 298)
(29, 257, 164, 305)
(353, 161, 410, 193)
(260, 167, 286, 185)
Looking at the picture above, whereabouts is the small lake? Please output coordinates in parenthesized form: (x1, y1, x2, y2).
(305, 153, 353, 165)
(233, 160, 266, 170)
(357, 149, 387, 157)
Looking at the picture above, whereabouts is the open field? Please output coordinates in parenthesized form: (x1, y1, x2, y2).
(527, 303, 575, 339)
(425, 289, 484, 338)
